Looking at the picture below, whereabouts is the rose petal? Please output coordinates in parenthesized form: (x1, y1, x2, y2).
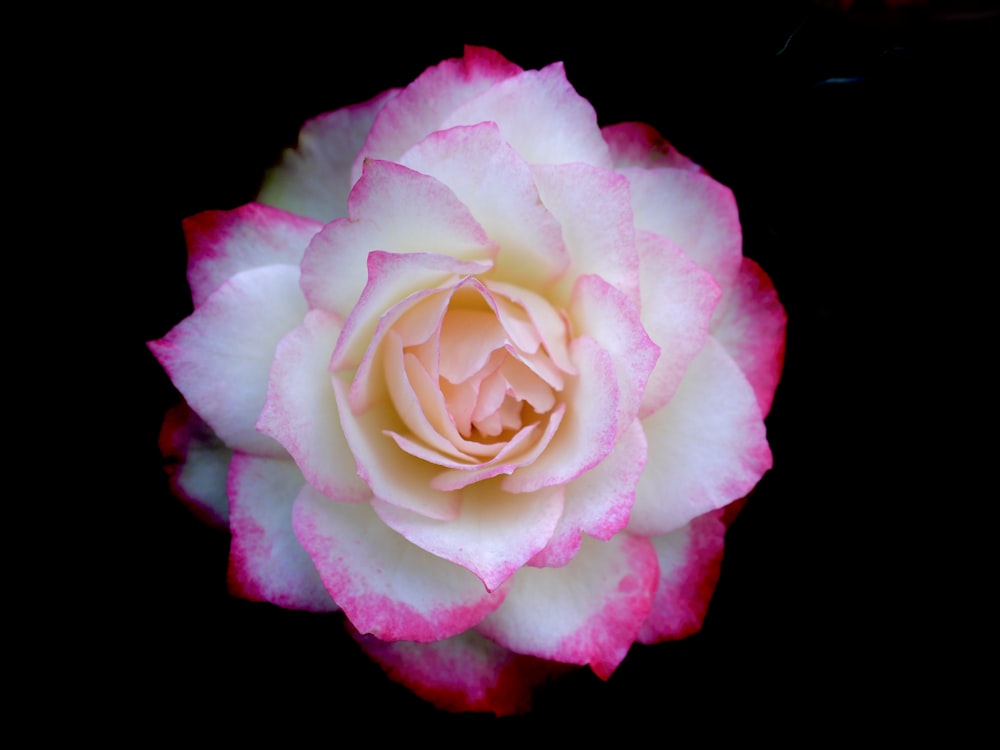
(293, 486, 505, 641)
(711, 257, 787, 418)
(501, 336, 618, 494)
(530, 418, 647, 568)
(531, 163, 639, 307)
(400, 121, 570, 287)
(622, 166, 743, 295)
(331, 251, 492, 373)
(350, 625, 571, 716)
(635, 229, 722, 417)
(148, 264, 306, 456)
(256, 309, 371, 503)
(476, 533, 658, 679)
(351, 45, 523, 185)
(637, 510, 727, 644)
(333, 376, 460, 521)
(301, 160, 496, 318)
(227, 453, 338, 612)
(184, 203, 322, 308)
(628, 336, 773, 536)
(371, 481, 564, 593)
(257, 89, 399, 222)
(569, 273, 660, 438)
(442, 62, 612, 170)
(158, 400, 231, 529)
(602, 122, 704, 172)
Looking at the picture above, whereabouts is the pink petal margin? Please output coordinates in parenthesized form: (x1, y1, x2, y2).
(226, 453, 338, 612)
(602, 122, 704, 172)
(184, 203, 322, 308)
(637, 510, 728, 644)
(711, 257, 787, 418)
(349, 624, 575, 716)
(477, 533, 658, 679)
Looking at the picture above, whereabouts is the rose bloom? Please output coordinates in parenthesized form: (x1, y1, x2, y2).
(149, 46, 785, 715)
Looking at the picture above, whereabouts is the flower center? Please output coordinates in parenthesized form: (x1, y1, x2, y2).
(382, 277, 572, 469)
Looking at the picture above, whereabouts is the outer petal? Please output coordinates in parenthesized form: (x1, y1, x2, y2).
(569, 273, 660, 439)
(350, 626, 572, 716)
(622, 166, 743, 295)
(531, 163, 639, 307)
(184, 203, 322, 307)
(530, 418, 647, 568)
(400, 122, 569, 288)
(148, 264, 306, 456)
(226, 453, 338, 612)
(602, 122, 704, 172)
(293, 486, 505, 642)
(351, 45, 523, 184)
(636, 230, 722, 417)
(501, 336, 618, 494)
(301, 160, 496, 318)
(441, 62, 613, 169)
(628, 336, 773, 536)
(157, 400, 231, 529)
(476, 533, 658, 679)
(370, 483, 565, 593)
(257, 89, 398, 222)
(637, 510, 727, 644)
(256, 309, 370, 503)
(711, 257, 787, 418)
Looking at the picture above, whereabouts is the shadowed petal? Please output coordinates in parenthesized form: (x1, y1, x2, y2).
(350, 625, 573, 716)
(258, 89, 399, 222)
(227, 453, 338, 612)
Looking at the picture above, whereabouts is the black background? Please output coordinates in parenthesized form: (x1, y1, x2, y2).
(103, 0, 994, 736)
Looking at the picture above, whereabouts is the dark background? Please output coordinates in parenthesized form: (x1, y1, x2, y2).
(106, 0, 994, 735)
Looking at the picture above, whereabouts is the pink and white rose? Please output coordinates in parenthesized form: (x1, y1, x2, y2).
(149, 45, 786, 715)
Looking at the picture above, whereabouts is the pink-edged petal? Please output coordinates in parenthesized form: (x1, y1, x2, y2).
(602, 122, 704, 172)
(530, 418, 647, 568)
(293, 486, 505, 641)
(400, 122, 569, 287)
(531, 163, 639, 307)
(351, 45, 523, 184)
(636, 230, 723, 417)
(184, 203, 322, 308)
(148, 264, 306, 456)
(226, 453, 338, 612)
(332, 251, 492, 372)
(157, 400, 231, 529)
(637, 509, 727, 644)
(622, 166, 743, 294)
(370, 482, 564, 593)
(501, 336, 618, 494)
(442, 62, 612, 169)
(477, 533, 658, 679)
(628, 336, 773, 536)
(711, 257, 787, 418)
(333, 376, 460, 521)
(255, 309, 370, 503)
(257, 89, 398, 222)
(301, 160, 495, 318)
(350, 625, 573, 716)
(569, 273, 659, 438)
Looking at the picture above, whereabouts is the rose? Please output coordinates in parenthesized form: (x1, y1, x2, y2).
(149, 45, 785, 715)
